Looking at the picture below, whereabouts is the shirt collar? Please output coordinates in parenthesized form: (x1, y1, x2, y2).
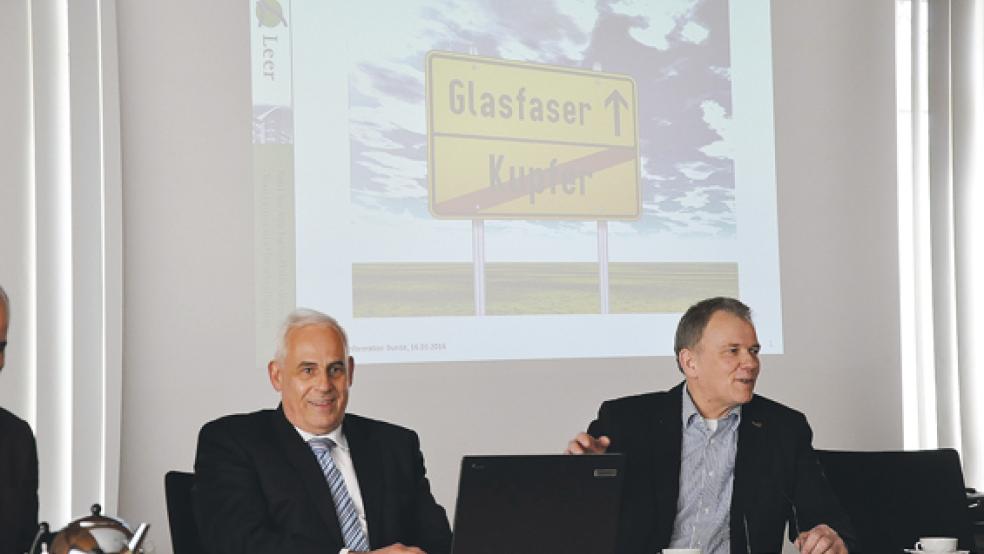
(681, 382, 742, 429)
(294, 424, 349, 451)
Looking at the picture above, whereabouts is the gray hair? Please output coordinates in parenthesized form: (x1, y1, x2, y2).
(0, 284, 8, 313)
(273, 308, 349, 364)
(674, 296, 753, 372)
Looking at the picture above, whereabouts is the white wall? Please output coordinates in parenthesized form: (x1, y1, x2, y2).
(5, 0, 896, 551)
(0, 1, 33, 425)
(114, 1, 257, 548)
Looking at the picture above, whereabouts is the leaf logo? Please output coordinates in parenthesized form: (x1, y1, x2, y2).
(256, 0, 288, 28)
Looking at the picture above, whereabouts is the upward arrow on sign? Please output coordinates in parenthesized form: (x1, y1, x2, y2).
(604, 90, 629, 137)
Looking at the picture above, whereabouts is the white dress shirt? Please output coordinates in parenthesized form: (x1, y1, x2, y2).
(295, 423, 369, 554)
(669, 385, 741, 554)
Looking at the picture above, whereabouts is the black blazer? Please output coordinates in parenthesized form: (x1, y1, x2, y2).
(587, 382, 856, 554)
(0, 407, 39, 554)
(193, 407, 452, 554)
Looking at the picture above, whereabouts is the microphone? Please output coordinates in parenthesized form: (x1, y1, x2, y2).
(765, 424, 804, 543)
(787, 493, 802, 537)
(781, 487, 803, 539)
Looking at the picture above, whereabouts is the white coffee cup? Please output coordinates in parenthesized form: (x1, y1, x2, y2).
(662, 550, 702, 554)
(914, 537, 957, 552)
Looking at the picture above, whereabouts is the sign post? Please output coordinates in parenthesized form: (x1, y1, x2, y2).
(426, 51, 640, 314)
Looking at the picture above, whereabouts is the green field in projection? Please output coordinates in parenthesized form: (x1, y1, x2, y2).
(352, 262, 738, 317)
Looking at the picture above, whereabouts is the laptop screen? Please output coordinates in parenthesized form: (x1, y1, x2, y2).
(451, 454, 625, 554)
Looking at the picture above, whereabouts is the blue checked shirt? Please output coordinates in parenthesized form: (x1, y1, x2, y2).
(668, 385, 742, 554)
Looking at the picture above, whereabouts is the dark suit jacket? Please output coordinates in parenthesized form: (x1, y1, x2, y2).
(193, 406, 452, 554)
(588, 382, 856, 554)
(0, 406, 39, 554)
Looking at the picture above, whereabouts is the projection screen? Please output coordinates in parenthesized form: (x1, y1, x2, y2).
(251, 0, 782, 364)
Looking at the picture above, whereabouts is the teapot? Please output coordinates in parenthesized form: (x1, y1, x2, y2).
(44, 504, 149, 554)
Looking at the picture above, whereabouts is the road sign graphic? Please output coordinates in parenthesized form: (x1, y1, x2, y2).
(426, 51, 640, 219)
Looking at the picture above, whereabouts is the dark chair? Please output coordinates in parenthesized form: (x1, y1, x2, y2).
(817, 449, 975, 553)
(164, 470, 203, 554)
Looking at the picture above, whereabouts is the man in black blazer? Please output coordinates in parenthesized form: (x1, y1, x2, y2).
(0, 285, 40, 554)
(194, 309, 451, 554)
(568, 297, 855, 554)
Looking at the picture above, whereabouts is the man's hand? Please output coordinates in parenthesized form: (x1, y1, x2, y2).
(565, 433, 610, 454)
(794, 524, 847, 554)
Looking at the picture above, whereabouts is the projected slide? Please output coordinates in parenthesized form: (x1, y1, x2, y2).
(251, 0, 782, 363)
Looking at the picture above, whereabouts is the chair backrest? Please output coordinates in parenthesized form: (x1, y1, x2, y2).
(816, 449, 974, 552)
(164, 470, 202, 554)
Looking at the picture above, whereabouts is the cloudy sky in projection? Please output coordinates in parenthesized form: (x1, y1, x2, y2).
(344, 0, 735, 248)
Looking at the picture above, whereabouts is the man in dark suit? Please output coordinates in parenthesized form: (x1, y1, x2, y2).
(194, 308, 451, 554)
(0, 285, 40, 554)
(568, 297, 855, 554)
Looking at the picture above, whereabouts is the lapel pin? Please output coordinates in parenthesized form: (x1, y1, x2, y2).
(752, 420, 763, 428)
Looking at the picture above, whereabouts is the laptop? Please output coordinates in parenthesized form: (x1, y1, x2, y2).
(450, 454, 625, 554)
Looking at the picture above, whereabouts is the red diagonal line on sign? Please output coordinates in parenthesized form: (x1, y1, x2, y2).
(433, 145, 636, 216)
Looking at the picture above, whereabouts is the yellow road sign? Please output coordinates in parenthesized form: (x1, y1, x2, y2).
(426, 51, 640, 220)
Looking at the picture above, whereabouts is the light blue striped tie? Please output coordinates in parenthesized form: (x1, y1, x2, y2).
(309, 438, 371, 551)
